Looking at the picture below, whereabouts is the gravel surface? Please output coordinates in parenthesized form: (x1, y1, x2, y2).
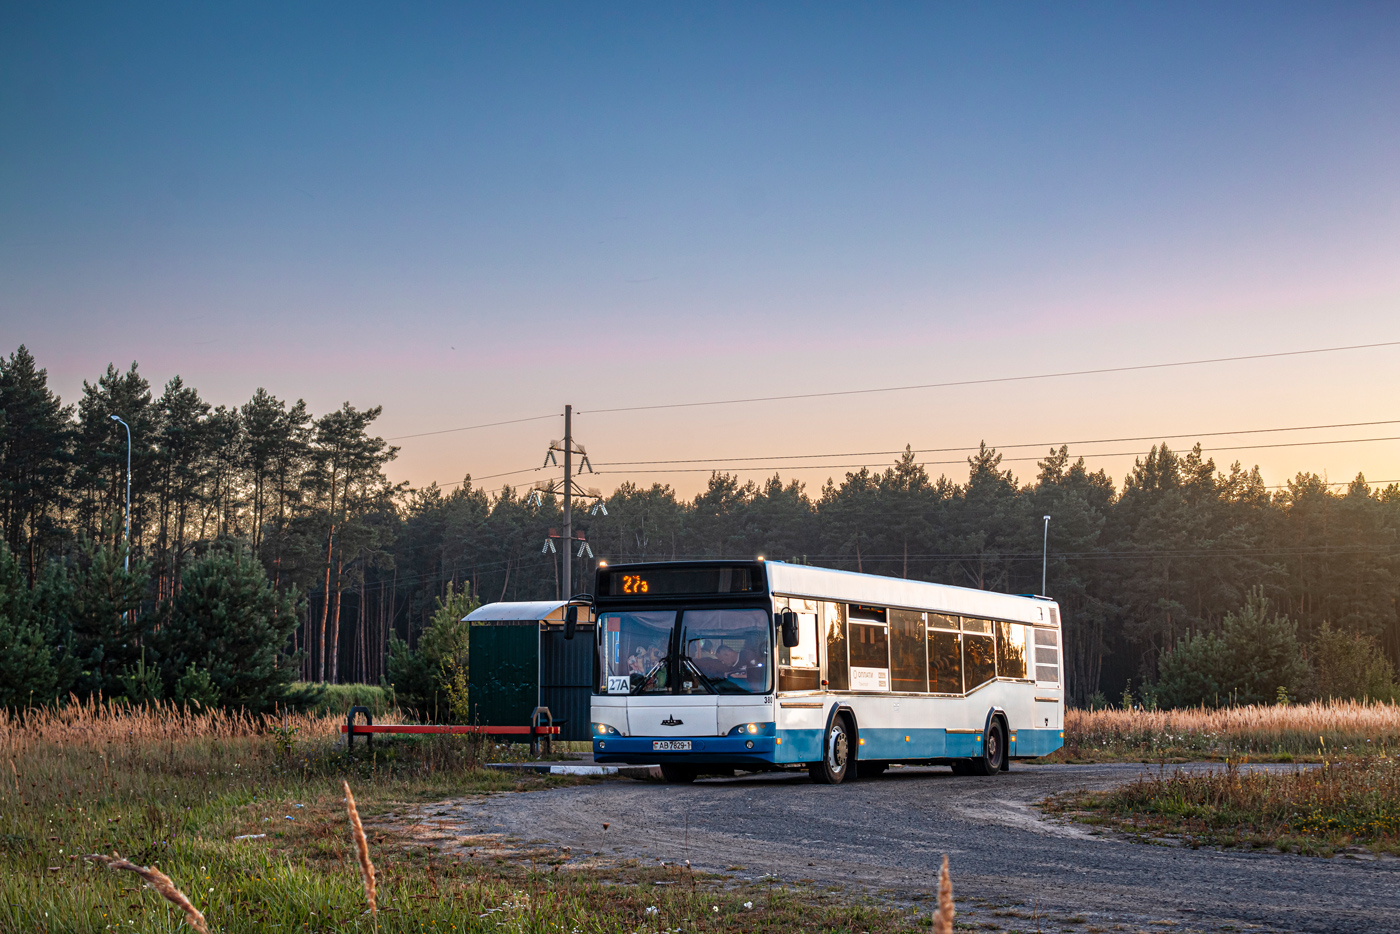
(441, 761, 1400, 933)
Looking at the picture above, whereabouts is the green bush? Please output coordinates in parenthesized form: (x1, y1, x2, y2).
(297, 682, 391, 716)
(172, 663, 219, 708)
(384, 583, 477, 721)
(1156, 588, 1308, 708)
(1309, 622, 1398, 702)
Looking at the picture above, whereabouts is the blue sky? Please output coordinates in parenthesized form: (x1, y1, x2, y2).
(4, 3, 1400, 495)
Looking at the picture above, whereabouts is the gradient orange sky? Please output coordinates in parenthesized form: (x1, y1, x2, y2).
(4, 5, 1399, 498)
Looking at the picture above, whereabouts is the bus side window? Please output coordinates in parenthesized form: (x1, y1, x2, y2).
(996, 621, 1028, 680)
(1034, 626, 1060, 684)
(962, 617, 996, 690)
(824, 602, 848, 691)
(927, 614, 962, 694)
(890, 609, 927, 692)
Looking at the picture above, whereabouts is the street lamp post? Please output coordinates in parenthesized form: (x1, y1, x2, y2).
(110, 415, 131, 574)
(1041, 515, 1051, 596)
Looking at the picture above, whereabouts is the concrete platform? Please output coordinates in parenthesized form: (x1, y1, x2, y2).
(486, 761, 661, 779)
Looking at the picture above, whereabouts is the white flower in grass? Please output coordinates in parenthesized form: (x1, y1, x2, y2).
(646, 906, 658, 916)
(743, 901, 753, 909)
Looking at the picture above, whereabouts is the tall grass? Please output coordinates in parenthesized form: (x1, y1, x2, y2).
(1049, 757, 1400, 856)
(1064, 700, 1400, 759)
(0, 700, 954, 934)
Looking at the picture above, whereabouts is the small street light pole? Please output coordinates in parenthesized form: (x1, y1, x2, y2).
(110, 415, 132, 574)
(1041, 515, 1051, 596)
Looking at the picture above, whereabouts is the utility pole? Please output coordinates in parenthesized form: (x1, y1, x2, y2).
(532, 405, 607, 601)
(1041, 515, 1052, 596)
(563, 405, 573, 602)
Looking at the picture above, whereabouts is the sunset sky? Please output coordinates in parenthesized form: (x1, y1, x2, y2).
(4, 3, 1400, 498)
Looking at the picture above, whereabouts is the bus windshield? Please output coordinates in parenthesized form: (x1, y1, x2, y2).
(598, 608, 772, 696)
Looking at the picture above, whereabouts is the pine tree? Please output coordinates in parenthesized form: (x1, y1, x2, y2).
(159, 547, 304, 712)
(0, 544, 77, 709)
(0, 346, 73, 582)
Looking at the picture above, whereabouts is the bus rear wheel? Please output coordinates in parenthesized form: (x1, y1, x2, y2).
(659, 763, 697, 784)
(967, 719, 1006, 777)
(808, 714, 852, 784)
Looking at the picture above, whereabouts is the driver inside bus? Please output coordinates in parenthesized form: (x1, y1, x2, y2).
(694, 643, 738, 679)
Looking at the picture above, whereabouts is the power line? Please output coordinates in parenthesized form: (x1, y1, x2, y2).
(1266, 478, 1397, 489)
(385, 413, 558, 441)
(578, 339, 1400, 415)
(594, 418, 1400, 468)
(591, 434, 1400, 476)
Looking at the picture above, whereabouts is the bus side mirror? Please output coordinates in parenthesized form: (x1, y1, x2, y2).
(564, 604, 578, 641)
(779, 609, 799, 648)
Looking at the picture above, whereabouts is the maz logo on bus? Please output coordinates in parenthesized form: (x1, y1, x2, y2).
(622, 574, 650, 594)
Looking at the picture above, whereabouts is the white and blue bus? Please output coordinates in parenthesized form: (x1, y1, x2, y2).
(590, 559, 1063, 783)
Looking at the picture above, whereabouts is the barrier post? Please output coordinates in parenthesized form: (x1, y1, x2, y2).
(346, 705, 374, 750)
(530, 706, 554, 756)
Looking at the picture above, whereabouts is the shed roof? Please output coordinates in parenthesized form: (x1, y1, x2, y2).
(463, 600, 595, 623)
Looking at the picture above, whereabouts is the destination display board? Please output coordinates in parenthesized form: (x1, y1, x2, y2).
(599, 564, 766, 597)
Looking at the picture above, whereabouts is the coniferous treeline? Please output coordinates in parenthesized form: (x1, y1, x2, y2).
(3, 344, 1399, 707)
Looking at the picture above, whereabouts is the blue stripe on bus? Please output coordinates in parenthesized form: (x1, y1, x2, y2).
(597, 726, 1063, 767)
(794, 726, 1063, 762)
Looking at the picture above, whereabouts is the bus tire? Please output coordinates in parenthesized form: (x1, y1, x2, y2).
(659, 763, 697, 784)
(856, 761, 888, 779)
(968, 718, 1006, 777)
(808, 713, 853, 784)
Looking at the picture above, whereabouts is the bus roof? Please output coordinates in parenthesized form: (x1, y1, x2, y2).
(764, 561, 1056, 626)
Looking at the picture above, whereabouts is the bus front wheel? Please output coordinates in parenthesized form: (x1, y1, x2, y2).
(809, 714, 853, 784)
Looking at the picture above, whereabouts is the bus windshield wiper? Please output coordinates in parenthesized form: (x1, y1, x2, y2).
(681, 658, 718, 694)
(633, 656, 670, 695)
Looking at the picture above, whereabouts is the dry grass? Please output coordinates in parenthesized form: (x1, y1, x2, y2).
(1061, 700, 1400, 760)
(933, 854, 955, 934)
(0, 700, 1014, 933)
(343, 780, 377, 916)
(1046, 756, 1400, 856)
(84, 853, 210, 933)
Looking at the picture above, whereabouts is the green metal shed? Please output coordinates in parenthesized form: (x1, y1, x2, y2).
(464, 600, 596, 741)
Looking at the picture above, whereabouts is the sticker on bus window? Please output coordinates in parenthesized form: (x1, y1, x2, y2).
(850, 667, 889, 692)
(607, 675, 631, 694)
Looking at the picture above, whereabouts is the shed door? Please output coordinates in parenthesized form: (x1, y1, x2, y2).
(468, 622, 539, 727)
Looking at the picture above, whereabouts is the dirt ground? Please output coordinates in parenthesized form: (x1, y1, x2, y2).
(383, 761, 1400, 934)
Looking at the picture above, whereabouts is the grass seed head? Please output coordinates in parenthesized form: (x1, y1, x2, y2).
(85, 853, 209, 934)
(343, 779, 377, 915)
(934, 853, 955, 934)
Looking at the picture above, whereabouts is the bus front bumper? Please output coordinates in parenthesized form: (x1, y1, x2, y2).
(594, 735, 778, 766)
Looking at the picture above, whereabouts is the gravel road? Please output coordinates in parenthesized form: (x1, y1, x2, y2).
(433, 761, 1400, 933)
